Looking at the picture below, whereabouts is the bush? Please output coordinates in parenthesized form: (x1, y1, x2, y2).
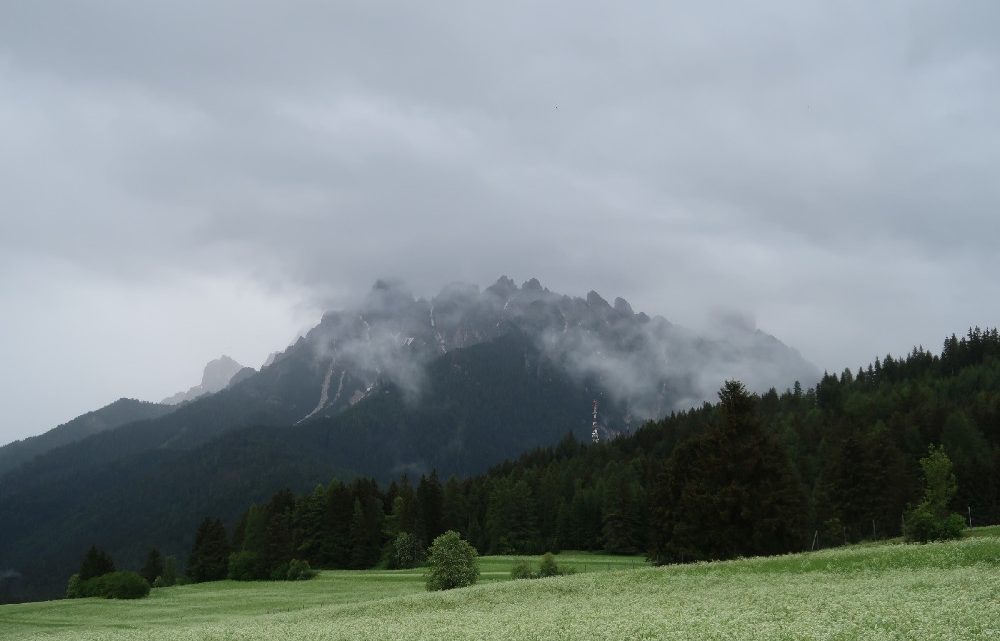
(538, 553, 560, 577)
(286, 559, 317, 581)
(227, 551, 259, 581)
(425, 530, 479, 591)
(269, 562, 290, 581)
(904, 446, 966, 543)
(77, 572, 150, 599)
(384, 532, 426, 570)
(66, 574, 82, 598)
(905, 506, 966, 543)
(510, 560, 535, 580)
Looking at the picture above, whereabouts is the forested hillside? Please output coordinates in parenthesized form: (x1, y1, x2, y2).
(208, 328, 999, 576)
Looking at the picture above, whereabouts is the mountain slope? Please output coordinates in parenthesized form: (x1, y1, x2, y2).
(2, 277, 816, 489)
(0, 277, 818, 603)
(161, 355, 245, 405)
(0, 330, 602, 602)
(0, 399, 175, 477)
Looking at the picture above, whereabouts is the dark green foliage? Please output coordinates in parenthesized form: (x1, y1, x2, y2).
(905, 446, 966, 542)
(0, 398, 175, 478)
(382, 532, 426, 569)
(73, 571, 150, 600)
(509, 553, 568, 580)
(538, 552, 561, 577)
(425, 531, 479, 591)
(286, 559, 317, 580)
(153, 556, 178, 587)
(415, 471, 445, 545)
(485, 478, 541, 554)
(65, 574, 82, 598)
(226, 551, 258, 581)
(649, 381, 809, 563)
(509, 560, 535, 579)
(78, 545, 114, 581)
(30, 327, 1000, 603)
(140, 548, 163, 585)
(188, 518, 230, 582)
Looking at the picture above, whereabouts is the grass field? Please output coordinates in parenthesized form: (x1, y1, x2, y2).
(1, 536, 998, 640)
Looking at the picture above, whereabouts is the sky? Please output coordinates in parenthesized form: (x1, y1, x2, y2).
(1, 1, 998, 445)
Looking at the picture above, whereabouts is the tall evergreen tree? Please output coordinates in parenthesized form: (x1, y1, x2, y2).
(649, 381, 808, 563)
(78, 545, 115, 580)
(188, 517, 230, 582)
(140, 548, 164, 584)
(415, 471, 444, 545)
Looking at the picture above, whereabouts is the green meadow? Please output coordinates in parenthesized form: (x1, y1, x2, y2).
(2, 537, 998, 640)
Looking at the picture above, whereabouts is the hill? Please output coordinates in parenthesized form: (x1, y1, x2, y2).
(0, 399, 175, 478)
(1, 533, 996, 640)
(0, 278, 817, 603)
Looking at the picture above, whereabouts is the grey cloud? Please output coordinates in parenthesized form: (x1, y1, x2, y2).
(1, 2, 998, 442)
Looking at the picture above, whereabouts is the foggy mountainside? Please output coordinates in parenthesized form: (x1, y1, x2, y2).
(160, 356, 248, 405)
(0, 399, 174, 478)
(0, 277, 816, 602)
(201, 329, 1000, 579)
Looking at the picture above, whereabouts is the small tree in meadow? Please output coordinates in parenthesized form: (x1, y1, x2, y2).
(425, 530, 479, 591)
(904, 445, 966, 543)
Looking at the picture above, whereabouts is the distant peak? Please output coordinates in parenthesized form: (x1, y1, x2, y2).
(162, 355, 245, 405)
(522, 277, 543, 291)
(613, 297, 634, 315)
(486, 275, 518, 298)
(586, 290, 611, 309)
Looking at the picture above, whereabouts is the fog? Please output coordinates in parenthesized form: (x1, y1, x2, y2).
(1, 2, 998, 443)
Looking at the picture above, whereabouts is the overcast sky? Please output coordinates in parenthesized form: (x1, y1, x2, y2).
(1, 1, 998, 444)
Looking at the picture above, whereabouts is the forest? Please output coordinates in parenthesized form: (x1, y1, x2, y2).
(174, 327, 1000, 580)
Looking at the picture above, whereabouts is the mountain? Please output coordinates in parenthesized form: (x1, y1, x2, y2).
(0, 277, 817, 602)
(161, 356, 246, 405)
(0, 399, 175, 478)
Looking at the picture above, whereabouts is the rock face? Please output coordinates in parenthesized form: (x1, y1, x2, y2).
(161, 355, 245, 405)
(284, 276, 819, 424)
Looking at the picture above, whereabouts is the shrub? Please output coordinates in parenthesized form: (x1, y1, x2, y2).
(905, 506, 966, 543)
(227, 551, 259, 581)
(79, 572, 151, 599)
(65, 574, 82, 598)
(510, 560, 535, 580)
(100, 571, 151, 599)
(78, 545, 115, 580)
(384, 532, 426, 570)
(538, 553, 560, 577)
(905, 446, 966, 543)
(425, 530, 479, 591)
(286, 559, 317, 581)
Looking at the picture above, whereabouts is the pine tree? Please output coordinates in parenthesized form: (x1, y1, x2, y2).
(415, 471, 444, 545)
(188, 517, 230, 582)
(348, 498, 368, 569)
(78, 545, 115, 580)
(649, 381, 808, 563)
(140, 548, 164, 584)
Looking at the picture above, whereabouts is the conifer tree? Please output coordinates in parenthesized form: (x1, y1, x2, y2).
(79, 545, 115, 580)
(140, 548, 164, 584)
(188, 517, 230, 582)
(649, 381, 808, 563)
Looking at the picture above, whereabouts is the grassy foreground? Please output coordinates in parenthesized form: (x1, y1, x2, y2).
(2, 539, 998, 640)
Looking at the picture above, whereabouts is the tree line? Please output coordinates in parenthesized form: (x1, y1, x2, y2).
(165, 327, 1000, 579)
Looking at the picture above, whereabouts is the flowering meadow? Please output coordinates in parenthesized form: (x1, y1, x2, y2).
(2, 537, 998, 641)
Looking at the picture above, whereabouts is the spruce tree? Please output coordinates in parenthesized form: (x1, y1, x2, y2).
(189, 517, 230, 582)
(649, 381, 808, 563)
(79, 545, 115, 580)
(140, 548, 164, 584)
